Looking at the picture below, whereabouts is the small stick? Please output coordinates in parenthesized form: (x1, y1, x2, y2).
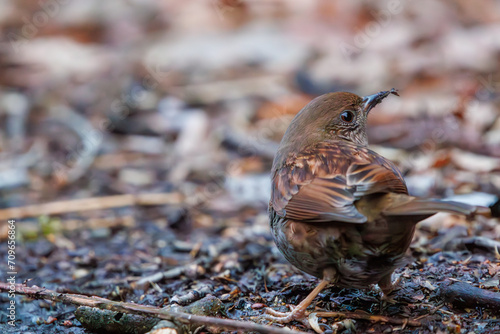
(438, 281, 500, 312)
(132, 265, 194, 289)
(0, 215, 135, 241)
(312, 310, 422, 327)
(0, 283, 304, 334)
(0, 192, 183, 220)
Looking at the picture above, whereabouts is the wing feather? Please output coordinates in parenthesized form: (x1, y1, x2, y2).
(271, 141, 407, 224)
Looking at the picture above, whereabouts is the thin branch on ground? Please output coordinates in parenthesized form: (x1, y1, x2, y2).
(438, 280, 500, 311)
(0, 282, 304, 334)
(0, 192, 183, 220)
(311, 310, 422, 327)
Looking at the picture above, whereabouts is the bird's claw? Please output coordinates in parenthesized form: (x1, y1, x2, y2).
(261, 306, 310, 327)
(380, 294, 397, 305)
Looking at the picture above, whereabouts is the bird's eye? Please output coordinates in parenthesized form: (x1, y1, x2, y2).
(340, 111, 354, 123)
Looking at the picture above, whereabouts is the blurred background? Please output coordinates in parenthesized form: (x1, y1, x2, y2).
(1, 0, 499, 213)
(1, 1, 500, 332)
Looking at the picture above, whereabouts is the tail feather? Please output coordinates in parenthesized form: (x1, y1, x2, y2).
(383, 197, 490, 218)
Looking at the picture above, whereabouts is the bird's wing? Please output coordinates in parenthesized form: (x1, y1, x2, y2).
(271, 142, 408, 223)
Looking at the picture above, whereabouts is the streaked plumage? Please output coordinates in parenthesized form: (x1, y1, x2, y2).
(270, 140, 412, 284)
(266, 89, 490, 324)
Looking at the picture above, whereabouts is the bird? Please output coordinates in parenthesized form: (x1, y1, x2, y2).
(266, 89, 493, 324)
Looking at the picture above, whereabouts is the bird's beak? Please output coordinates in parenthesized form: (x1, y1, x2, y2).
(363, 88, 399, 113)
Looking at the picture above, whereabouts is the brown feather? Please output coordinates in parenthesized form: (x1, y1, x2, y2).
(271, 140, 407, 224)
(381, 195, 478, 217)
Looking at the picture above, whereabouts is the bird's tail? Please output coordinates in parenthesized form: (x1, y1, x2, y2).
(382, 194, 494, 218)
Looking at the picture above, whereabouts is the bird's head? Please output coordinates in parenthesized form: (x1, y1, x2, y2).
(283, 89, 398, 145)
(273, 89, 398, 169)
(326, 89, 399, 145)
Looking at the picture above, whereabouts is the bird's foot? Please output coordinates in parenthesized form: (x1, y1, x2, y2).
(371, 275, 401, 305)
(260, 272, 334, 328)
(380, 275, 401, 296)
(262, 305, 310, 327)
(380, 293, 397, 305)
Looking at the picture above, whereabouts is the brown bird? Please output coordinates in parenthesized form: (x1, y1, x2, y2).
(267, 89, 492, 324)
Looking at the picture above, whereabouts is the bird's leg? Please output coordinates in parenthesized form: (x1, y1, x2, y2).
(378, 273, 401, 295)
(378, 273, 401, 304)
(263, 269, 335, 325)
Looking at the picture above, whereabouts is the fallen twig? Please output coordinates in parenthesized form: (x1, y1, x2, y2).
(311, 310, 422, 327)
(131, 260, 206, 290)
(0, 192, 183, 220)
(438, 281, 500, 312)
(0, 215, 136, 241)
(0, 283, 304, 334)
(443, 236, 500, 255)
